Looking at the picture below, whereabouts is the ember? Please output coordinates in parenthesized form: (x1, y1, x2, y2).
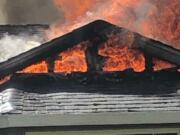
(20, 61, 48, 73)
(153, 59, 176, 71)
(0, 75, 11, 85)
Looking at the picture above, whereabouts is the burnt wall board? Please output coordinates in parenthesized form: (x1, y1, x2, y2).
(0, 70, 179, 95)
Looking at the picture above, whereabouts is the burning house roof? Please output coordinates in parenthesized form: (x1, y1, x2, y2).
(0, 20, 179, 115)
(0, 20, 179, 79)
(0, 0, 180, 133)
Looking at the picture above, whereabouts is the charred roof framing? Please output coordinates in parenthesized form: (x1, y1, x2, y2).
(0, 20, 179, 79)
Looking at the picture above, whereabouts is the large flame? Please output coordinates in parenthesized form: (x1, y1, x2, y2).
(1, 0, 179, 85)
(48, 0, 179, 47)
(13, 0, 180, 74)
(45, 0, 179, 73)
(98, 31, 145, 72)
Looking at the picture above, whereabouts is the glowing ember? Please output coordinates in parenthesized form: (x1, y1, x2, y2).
(0, 75, 11, 85)
(54, 44, 87, 73)
(20, 61, 48, 73)
(153, 59, 176, 71)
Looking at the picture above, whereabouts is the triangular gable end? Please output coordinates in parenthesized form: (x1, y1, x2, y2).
(0, 20, 179, 79)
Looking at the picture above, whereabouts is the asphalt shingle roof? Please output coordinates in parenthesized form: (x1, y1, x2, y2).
(1, 88, 180, 115)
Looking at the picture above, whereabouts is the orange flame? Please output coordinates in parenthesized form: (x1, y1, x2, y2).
(54, 44, 87, 73)
(20, 61, 48, 73)
(54, 0, 95, 22)
(100, 46, 145, 72)
(0, 75, 11, 85)
(2, 2, 178, 85)
(153, 59, 176, 71)
(49, 0, 179, 46)
(18, 0, 179, 74)
(99, 31, 145, 72)
(1, 0, 179, 85)
(45, 0, 179, 73)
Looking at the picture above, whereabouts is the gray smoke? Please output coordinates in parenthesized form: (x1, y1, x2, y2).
(0, 0, 61, 25)
(0, 33, 44, 63)
(0, 0, 61, 63)
(0, 0, 7, 24)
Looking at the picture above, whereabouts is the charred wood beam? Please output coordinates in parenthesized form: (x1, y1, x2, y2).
(134, 34, 180, 66)
(144, 54, 154, 72)
(85, 39, 105, 72)
(85, 40, 105, 83)
(46, 55, 59, 73)
(0, 20, 115, 79)
(1, 70, 179, 94)
(8, 70, 180, 86)
(46, 57, 54, 73)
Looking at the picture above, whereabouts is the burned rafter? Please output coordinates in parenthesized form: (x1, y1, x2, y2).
(134, 34, 180, 67)
(46, 55, 58, 73)
(1, 69, 179, 94)
(0, 20, 179, 79)
(85, 38, 105, 72)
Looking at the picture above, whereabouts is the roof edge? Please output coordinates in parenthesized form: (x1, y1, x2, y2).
(1, 111, 180, 129)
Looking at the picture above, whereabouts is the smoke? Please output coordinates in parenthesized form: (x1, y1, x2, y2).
(0, 0, 7, 24)
(3, 0, 60, 25)
(48, 0, 180, 48)
(0, 33, 44, 63)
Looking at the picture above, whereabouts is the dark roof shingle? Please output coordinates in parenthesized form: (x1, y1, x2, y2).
(1, 88, 180, 115)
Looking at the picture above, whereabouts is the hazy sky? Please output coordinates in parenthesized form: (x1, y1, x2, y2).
(0, 0, 62, 24)
(0, 0, 7, 24)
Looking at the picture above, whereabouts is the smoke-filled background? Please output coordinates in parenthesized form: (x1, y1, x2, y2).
(0, 0, 7, 24)
(0, 0, 60, 24)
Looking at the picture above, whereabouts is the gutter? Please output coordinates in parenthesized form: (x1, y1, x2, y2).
(1, 112, 180, 129)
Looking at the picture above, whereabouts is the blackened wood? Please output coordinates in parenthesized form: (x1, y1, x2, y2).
(2, 70, 180, 94)
(144, 54, 154, 72)
(46, 55, 59, 73)
(85, 40, 104, 72)
(134, 34, 180, 66)
(0, 20, 116, 79)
